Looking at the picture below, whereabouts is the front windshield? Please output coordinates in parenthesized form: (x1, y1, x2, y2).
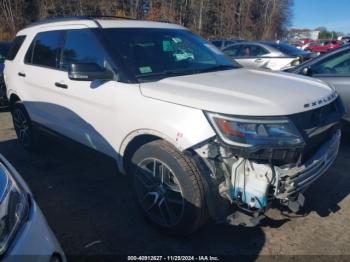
(0, 43, 10, 64)
(101, 28, 240, 82)
(269, 43, 307, 56)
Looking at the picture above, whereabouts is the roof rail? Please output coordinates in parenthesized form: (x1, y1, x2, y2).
(88, 15, 136, 20)
(24, 15, 137, 29)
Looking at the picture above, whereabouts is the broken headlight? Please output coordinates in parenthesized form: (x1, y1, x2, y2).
(205, 112, 304, 148)
(0, 161, 28, 255)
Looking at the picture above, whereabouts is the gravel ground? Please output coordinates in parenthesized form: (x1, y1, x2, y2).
(0, 110, 349, 260)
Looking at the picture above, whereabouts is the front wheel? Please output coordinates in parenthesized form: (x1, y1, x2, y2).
(131, 140, 208, 235)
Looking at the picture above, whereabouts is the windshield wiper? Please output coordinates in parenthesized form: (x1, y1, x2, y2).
(136, 65, 237, 82)
(136, 69, 198, 81)
(195, 65, 237, 74)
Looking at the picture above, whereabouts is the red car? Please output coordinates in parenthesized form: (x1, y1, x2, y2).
(306, 40, 341, 53)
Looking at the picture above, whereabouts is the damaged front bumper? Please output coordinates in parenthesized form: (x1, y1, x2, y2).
(193, 130, 341, 227)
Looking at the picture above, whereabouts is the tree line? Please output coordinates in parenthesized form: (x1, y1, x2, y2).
(0, 0, 294, 40)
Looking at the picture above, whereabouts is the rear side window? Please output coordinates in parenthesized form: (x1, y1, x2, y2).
(26, 31, 64, 69)
(224, 45, 241, 57)
(237, 45, 269, 57)
(6, 36, 26, 61)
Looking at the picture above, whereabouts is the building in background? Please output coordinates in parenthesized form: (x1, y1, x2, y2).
(288, 28, 320, 41)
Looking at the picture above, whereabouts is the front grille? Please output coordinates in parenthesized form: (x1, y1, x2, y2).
(289, 97, 344, 162)
(282, 130, 340, 197)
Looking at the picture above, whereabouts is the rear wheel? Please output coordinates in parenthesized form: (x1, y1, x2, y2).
(131, 140, 208, 235)
(12, 102, 41, 152)
(0, 83, 9, 109)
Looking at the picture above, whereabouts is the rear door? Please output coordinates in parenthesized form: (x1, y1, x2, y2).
(309, 49, 350, 121)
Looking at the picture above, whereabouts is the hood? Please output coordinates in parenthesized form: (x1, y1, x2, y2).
(140, 68, 336, 116)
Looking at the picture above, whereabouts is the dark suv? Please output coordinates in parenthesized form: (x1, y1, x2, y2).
(0, 41, 11, 109)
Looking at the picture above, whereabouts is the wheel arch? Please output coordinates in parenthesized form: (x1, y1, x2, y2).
(8, 91, 21, 108)
(120, 129, 179, 175)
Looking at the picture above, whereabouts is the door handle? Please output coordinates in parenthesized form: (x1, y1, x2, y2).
(254, 58, 263, 63)
(55, 82, 68, 89)
(18, 72, 26, 77)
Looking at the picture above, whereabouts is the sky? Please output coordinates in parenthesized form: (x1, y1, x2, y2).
(292, 0, 350, 33)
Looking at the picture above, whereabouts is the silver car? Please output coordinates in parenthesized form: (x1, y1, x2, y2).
(0, 154, 65, 261)
(286, 45, 350, 128)
(223, 41, 312, 71)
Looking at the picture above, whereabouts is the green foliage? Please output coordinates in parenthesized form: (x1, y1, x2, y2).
(319, 30, 338, 40)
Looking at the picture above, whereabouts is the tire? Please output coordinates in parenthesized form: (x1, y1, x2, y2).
(11, 102, 41, 152)
(0, 83, 9, 110)
(131, 140, 208, 235)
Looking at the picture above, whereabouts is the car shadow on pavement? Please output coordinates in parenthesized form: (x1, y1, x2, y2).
(0, 102, 266, 259)
(299, 136, 350, 217)
(0, 138, 266, 260)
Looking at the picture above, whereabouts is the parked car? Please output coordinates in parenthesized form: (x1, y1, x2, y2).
(306, 40, 342, 54)
(340, 36, 350, 45)
(222, 41, 312, 70)
(4, 17, 345, 234)
(210, 38, 245, 49)
(0, 154, 65, 261)
(285, 45, 350, 129)
(0, 42, 11, 109)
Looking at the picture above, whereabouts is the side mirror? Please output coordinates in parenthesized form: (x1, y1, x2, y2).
(301, 66, 312, 76)
(68, 63, 114, 81)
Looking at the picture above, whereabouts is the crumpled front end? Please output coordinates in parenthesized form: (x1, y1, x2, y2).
(190, 97, 344, 227)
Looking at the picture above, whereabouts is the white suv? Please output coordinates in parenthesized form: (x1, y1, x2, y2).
(4, 17, 345, 234)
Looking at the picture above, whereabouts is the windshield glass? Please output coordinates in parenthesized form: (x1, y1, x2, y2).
(101, 28, 240, 82)
(268, 43, 307, 56)
(0, 43, 10, 64)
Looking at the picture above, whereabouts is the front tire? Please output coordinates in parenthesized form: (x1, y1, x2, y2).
(11, 102, 40, 152)
(131, 140, 208, 235)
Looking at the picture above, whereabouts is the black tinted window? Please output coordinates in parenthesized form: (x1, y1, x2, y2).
(212, 41, 223, 48)
(61, 30, 107, 71)
(0, 43, 11, 63)
(30, 31, 64, 68)
(6, 36, 26, 61)
(247, 45, 268, 57)
(102, 28, 236, 82)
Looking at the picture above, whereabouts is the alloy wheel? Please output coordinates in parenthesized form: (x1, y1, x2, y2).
(13, 109, 31, 147)
(134, 158, 185, 227)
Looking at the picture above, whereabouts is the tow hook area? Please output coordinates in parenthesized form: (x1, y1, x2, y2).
(226, 211, 265, 227)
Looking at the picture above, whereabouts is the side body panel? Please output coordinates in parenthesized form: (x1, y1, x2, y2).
(4, 25, 216, 164)
(315, 76, 350, 122)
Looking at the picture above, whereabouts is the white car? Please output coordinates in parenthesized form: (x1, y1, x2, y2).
(222, 41, 312, 71)
(4, 17, 345, 234)
(0, 154, 65, 261)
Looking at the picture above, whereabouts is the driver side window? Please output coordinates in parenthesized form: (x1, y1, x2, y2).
(311, 50, 350, 76)
(61, 29, 109, 71)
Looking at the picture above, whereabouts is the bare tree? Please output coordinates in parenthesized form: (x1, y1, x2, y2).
(0, 0, 294, 40)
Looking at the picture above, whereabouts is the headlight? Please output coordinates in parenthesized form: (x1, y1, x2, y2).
(205, 112, 304, 148)
(0, 161, 28, 255)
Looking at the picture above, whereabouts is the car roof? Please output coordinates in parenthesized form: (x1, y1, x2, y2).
(17, 16, 187, 35)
